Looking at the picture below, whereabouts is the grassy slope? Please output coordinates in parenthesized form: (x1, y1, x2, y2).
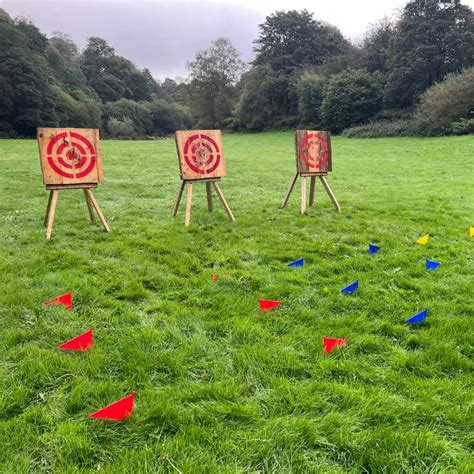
(0, 133, 472, 473)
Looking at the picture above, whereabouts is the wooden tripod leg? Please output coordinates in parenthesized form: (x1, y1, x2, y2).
(206, 182, 213, 212)
(44, 190, 53, 227)
(185, 183, 193, 227)
(280, 173, 298, 208)
(309, 176, 316, 207)
(45, 190, 59, 240)
(83, 189, 95, 222)
(172, 180, 186, 217)
(300, 176, 307, 215)
(212, 182, 235, 222)
(319, 176, 341, 212)
(85, 189, 111, 232)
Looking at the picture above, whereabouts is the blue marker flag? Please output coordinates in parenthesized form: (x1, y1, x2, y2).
(341, 280, 359, 294)
(288, 258, 304, 268)
(406, 309, 428, 324)
(426, 260, 440, 271)
(369, 244, 380, 254)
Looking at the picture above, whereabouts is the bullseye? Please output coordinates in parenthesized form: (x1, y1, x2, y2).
(299, 132, 329, 170)
(183, 134, 221, 175)
(46, 131, 96, 179)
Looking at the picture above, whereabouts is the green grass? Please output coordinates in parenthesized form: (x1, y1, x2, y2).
(0, 132, 473, 472)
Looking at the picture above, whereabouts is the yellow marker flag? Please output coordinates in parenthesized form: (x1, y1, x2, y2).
(416, 234, 429, 245)
(470, 227, 474, 237)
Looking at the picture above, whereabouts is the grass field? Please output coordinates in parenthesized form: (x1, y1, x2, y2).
(0, 133, 473, 472)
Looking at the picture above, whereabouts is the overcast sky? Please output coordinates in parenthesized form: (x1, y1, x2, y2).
(2, 0, 474, 80)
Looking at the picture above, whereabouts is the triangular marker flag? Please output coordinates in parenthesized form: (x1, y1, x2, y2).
(470, 227, 474, 237)
(58, 329, 93, 351)
(259, 299, 283, 311)
(43, 291, 73, 310)
(323, 337, 348, 353)
(426, 260, 440, 271)
(406, 309, 427, 325)
(288, 258, 304, 267)
(89, 392, 136, 421)
(211, 274, 218, 280)
(416, 234, 429, 245)
(369, 244, 380, 254)
(341, 280, 358, 294)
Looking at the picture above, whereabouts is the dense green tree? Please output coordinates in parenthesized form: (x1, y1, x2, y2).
(320, 69, 384, 132)
(384, 0, 474, 108)
(147, 99, 193, 135)
(102, 99, 153, 136)
(361, 18, 395, 74)
(187, 37, 245, 128)
(296, 71, 325, 126)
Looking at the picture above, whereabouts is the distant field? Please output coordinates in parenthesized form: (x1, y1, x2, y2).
(0, 133, 473, 472)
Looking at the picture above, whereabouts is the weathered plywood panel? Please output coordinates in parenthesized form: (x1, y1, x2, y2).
(37, 128, 103, 186)
(175, 130, 226, 180)
(295, 130, 332, 174)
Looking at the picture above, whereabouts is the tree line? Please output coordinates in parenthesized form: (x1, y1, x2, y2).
(0, 0, 473, 138)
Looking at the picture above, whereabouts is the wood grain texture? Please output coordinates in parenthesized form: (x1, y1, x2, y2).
(37, 128, 103, 186)
(175, 130, 226, 180)
(295, 130, 332, 174)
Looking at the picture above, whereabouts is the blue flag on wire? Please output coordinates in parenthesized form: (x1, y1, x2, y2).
(369, 244, 380, 254)
(288, 258, 304, 267)
(406, 309, 428, 324)
(341, 280, 359, 294)
(426, 260, 440, 271)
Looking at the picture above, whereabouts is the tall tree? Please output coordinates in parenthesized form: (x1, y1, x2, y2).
(187, 37, 245, 128)
(384, 0, 474, 108)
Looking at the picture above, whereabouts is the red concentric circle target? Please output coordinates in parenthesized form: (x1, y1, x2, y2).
(183, 134, 221, 175)
(299, 132, 329, 170)
(46, 131, 97, 179)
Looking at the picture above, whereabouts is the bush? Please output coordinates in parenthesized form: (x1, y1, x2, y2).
(103, 99, 152, 136)
(413, 68, 474, 136)
(296, 71, 325, 126)
(54, 87, 101, 128)
(320, 69, 384, 132)
(147, 99, 193, 136)
(107, 117, 136, 138)
(449, 118, 474, 136)
(343, 119, 414, 138)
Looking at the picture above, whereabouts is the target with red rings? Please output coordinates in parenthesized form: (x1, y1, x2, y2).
(297, 131, 331, 172)
(46, 131, 97, 179)
(176, 130, 226, 180)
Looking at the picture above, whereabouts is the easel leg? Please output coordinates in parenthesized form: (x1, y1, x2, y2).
(280, 173, 298, 208)
(185, 183, 193, 227)
(85, 189, 111, 232)
(44, 190, 53, 227)
(309, 176, 316, 207)
(319, 176, 341, 212)
(212, 182, 235, 222)
(83, 189, 95, 222)
(172, 181, 186, 217)
(45, 190, 59, 240)
(206, 182, 213, 212)
(300, 176, 307, 215)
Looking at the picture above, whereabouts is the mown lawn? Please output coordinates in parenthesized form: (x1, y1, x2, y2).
(0, 132, 473, 472)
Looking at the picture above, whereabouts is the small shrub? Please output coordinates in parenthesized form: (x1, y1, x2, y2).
(343, 119, 414, 138)
(107, 117, 136, 139)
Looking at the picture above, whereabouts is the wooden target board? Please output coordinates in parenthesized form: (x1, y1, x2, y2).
(37, 128, 103, 186)
(295, 130, 332, 174)
(175, 130, 226, 180)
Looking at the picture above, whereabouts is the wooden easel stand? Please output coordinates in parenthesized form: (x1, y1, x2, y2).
(172, 178, 235, 227)
(281, 173, 341, 214)
(44, 184, 110, 239)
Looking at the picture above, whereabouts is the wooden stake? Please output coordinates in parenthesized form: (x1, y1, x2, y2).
(83, 189, 95, 222)
(44, 190, 53, 227)
(309, 176, 316, 207)
(46, 190, 59, 240)
(185, 182, 193, 227)
(172, 180, 186, 217)
(206, 182, 213, 212)
(85, 189, 111, 232)
(300, 176, 307, 215)
(212, 181, 235, 222)
(319, 175, 341, 212)
(280, 173, 298, 208)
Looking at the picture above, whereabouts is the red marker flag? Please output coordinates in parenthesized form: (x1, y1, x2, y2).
(89, 392, 136, 421)
(211, 274, 218, 280)
(259, 299, 283, 311)
(43, 291, 73, 310)
(323, 337, 348, 354)
(58, 329, 93, 351)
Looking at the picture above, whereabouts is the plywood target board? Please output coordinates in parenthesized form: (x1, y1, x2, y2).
(37, 128, 103, 186)
(175, 130, 226, 180)
(295, 130, 332, 174)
